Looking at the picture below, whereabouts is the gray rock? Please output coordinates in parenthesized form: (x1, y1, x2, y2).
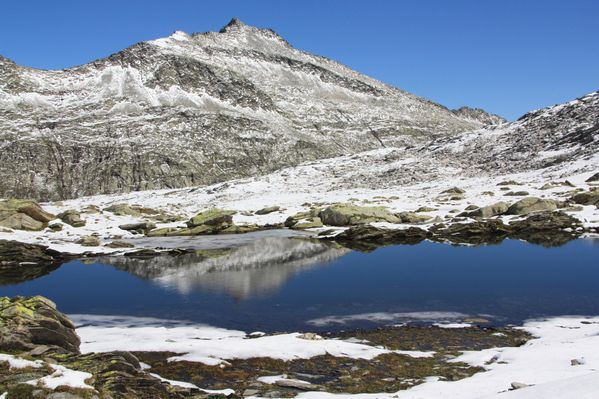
(57, 209, 85, 227)
(460, 202, 509, 218)
(506, 197, 557, 215)
(510, 382, 529, 390)
(319, 204, 400, 226)
(255, 206, 280, 215)
(77, 235, 100, 247)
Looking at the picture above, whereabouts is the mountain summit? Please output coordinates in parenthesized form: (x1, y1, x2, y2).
(1, 19, 495, 200)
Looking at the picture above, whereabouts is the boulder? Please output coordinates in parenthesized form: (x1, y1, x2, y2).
(460, 202, 509, 218)
(509, 211, 581, 232)
(441, 187, 466, 194)
(505, 191, 529, 196)
(506, 197, 557, 215)
(0, 213, 44, 230)
(77, 235, 100, 247)
(187, 208, 235, 227)
(118, 221, 156, 233)
(571, 190, 599, 206)
(586, 172, 599, 183)
(319, 204, 400, 226)
(0, 296, 80, 353)
(285, 209, 323, 229)
(105, 240, 135, 248)
(57, 210, 85, 227)
(255, 205, 280, 215)
(146, 227, 179, 237)
(103, 203, 141, 217)
(397, 212, 432, 224)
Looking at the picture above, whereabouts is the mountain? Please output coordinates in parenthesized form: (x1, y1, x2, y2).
(0, 18, 492, 201)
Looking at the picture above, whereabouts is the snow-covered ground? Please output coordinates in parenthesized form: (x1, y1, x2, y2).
(1, 145, 598, 254)
(68, 315, 599, 399)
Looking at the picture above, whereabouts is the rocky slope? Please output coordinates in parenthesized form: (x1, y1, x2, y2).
(0, 18, 489, 201)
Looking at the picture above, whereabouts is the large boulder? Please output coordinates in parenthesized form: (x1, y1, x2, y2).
(460, 202, 509, 218)
(0, 213, 44, 230)
(0, 296, 80, 353)
(103, 203, 141, 217)
(187, 208, 235, 227)
(77, 236, 100, 247)
(585, 172, 599, 183)
(571, 190, 599, 206)
(285, 209, 323, 229)
(397, 212, 432, 224)
(119, 221, 156, 234)
(0, 240, 67, 267)
(319, 204, 400, 226)
(0, 199, 55, 230)
(255, 205, 280, 215)
(57, 209, 86, 227)
(506, 197, 557, 215)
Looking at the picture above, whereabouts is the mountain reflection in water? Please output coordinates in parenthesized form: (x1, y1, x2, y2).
(98, 237, 349, 299)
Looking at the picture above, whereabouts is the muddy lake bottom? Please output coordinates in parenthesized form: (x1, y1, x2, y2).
(3, 236, 599, 332)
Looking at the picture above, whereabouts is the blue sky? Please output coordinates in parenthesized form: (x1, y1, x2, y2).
(1, 0, 597, 120)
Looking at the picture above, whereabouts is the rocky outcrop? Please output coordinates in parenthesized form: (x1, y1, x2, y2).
(0, 296, 80, 353)
(0, 296, 216, 398)
(0, 200, 55, 231)
(0, 240, 71, 267)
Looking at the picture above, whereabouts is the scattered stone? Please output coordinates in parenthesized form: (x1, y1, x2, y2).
(255, 206, 281, 215)
(415, 206, 436, 212)
(481, 191, 495, 196)
(119, 221, 157, 233)
(105, 240, 135, 248)
(510, 382, 529, 390)
(571, 358, 585, 366)
(586, 172, 599, 183)
(397, 212, 432, 224)
(319, 204, 400, 226)
(77, 235, 100, 247)
(146, 227, 179, 237)
(188, 208, 236, 227)
(441, 187, 466, 194)
(275, 378, 314, 390)
(459, 202, 509, 218)
(506, 197, 557, 215)
(571, 190, 599, 206)
(48, 222, 63, 231)
(497, 180, 521, 186)
(103, 203, 141, 217)
(57, 210, 85, 227)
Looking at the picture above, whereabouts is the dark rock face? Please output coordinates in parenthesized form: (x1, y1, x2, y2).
(0, 239, 70, 267)
(0, 20, 480, 201)
(0, 296, 80, 353)
(332, 225, 430, 251)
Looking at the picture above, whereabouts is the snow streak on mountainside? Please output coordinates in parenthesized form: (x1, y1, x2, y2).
(0, 18, 489, 201)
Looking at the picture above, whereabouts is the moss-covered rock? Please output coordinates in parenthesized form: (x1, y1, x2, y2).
(255, 206, 280, 215)
(459, 202, 509, 218)
(571, 189, 599, 206)
(0, 296, 80, 353)
(57, 210, 86, 227)
(0, 213, 45, 231)
(77, 236, 100, 247)
(319, 204, 400, 226)
(397, 212, 432, 224)
(187, 208, 236, 228)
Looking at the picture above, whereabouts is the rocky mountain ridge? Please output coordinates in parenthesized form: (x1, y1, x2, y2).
(0, 18, 493, 201)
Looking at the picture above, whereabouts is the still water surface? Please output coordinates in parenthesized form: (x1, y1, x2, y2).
(2, 236, 599, 332)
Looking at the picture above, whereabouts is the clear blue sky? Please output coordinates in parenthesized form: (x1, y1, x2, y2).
(1, 0, 597, 120)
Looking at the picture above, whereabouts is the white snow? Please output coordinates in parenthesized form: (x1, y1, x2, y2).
(73, 315, 431, 366)
(0, 353, 93, 391)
